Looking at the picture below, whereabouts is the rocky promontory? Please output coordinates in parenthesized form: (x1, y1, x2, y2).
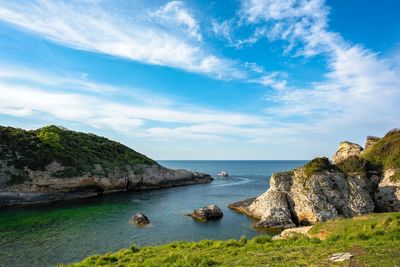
(229, 128, 400, 229)
(0, 125, 212, 206)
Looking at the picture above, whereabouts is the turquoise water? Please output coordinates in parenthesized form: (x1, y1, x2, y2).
(0, 160, 306, 267)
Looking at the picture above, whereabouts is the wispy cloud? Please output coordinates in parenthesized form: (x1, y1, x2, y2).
(0, 1, 289, 89)
(150, 1, 202, 41)
(0, 1, 246, 80)
(0, 65, 290, 142)
(238, 0, 400, 136)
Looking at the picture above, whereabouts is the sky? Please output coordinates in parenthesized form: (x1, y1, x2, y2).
(0, 0, 399, 160)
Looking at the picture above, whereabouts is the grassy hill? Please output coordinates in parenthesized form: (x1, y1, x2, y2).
(0, 125, 156, 183)
(68, 212, 400, 266)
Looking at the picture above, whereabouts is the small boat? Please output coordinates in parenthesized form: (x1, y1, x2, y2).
(218, 171, 229, 177)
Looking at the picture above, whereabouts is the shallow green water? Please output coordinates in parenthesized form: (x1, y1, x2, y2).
(0, 160, 306, 267)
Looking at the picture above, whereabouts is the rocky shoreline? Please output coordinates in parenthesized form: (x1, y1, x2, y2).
(0, 126, 213, 206)
(229, 129, 400, 229)
(0, 165, 213, 206)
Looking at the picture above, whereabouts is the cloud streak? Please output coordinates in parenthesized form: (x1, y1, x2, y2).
(238, 0, 400, 136)
(150, 1, 202, 41)
(0, 1, 245, 80)
(0, 66, 292, 142)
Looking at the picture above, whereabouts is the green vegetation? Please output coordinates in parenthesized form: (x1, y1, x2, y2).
(68, 212, 400, 267)
(37, 126, 62, 148)
(362, 129, 400, 172)
(0, 125, 156, 178)
(335, 155, 369, 174)
(302, 157, 334, 178)
(298, 128, 400, 181)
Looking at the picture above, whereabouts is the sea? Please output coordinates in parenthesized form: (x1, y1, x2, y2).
(0, 160, 306, 267)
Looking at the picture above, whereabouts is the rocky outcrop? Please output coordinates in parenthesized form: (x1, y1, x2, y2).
(132, 212, 150, 225)
(189, 205, 223, 221)
(272, 226, 312, 240)
(332, 141, 363, 164)
(230, 129, 400, 229)
(229, 166, 375, 228)
(0, 125, 213, 206)
(375, 169, 400, 212)
(364, 136, 380, 150)
(127, 165, 213, 190)
(0, 162, 212, 206)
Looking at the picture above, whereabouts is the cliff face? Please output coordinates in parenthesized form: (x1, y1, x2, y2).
(230, 129, 400, 229)
(0, 126, 212, 206)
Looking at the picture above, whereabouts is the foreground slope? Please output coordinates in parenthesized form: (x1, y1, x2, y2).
(0, 125, 212, 205)
(229, 129, 400, 228)
(69, 212, 400, 267)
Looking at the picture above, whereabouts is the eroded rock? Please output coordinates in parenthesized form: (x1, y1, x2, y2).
(272, 226, 312, 240)
(329, 252, 353, 262)
(132, 212, 150, 225)
(229, 164, 375, 229)
(375, 169, 400, 212)
(230, 129, 400, 229)
(332, 141, 364, 164)
(190, 205, 223, 221)
(248, 191, 295, 229)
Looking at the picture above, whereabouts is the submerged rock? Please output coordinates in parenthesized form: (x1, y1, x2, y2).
(190, 205, 223, 221)
(132, 212, 150, 225)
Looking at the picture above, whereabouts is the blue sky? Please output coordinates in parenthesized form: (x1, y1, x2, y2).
(0, 0, 399, 160)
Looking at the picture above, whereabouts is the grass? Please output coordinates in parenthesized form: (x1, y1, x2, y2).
(67, 212, 400, 267)
(362, 128, 400, 173)
(0, 125, 156, 180)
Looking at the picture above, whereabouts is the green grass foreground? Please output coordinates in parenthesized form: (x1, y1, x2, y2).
(67, 212, 400, 267)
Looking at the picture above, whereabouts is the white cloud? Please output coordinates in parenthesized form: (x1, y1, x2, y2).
(240, 0, 326, 22)
(0, 66, 280, 141)
(240, 0, 329, 56)
(0, 1, 291, 88)
(212, 20, 233, 42)
(0, 1, 245, 80)
(150, 1, 202, 41)
(251, 72, 287, 90)
(240, 0, 400, 137)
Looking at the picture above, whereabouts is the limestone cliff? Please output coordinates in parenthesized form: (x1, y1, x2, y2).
(229, 129, 400, 229)
(0, 125, 212, 205)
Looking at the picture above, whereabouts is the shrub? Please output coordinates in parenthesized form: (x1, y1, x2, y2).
(335, 155, 369, 174)
(37, 127, 62, 148)
(303, 157, 332, 178)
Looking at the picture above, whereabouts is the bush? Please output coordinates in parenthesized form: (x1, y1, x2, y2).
(335, 155, 369, 174)
(37, 127, 62, 148)
(303, 157, 332, 178)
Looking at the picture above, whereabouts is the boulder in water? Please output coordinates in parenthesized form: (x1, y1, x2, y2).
(132, 212, 150, 225)
(190, 205, 223, 221)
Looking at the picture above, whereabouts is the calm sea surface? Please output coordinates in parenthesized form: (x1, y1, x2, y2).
(0, 160, 306, 267)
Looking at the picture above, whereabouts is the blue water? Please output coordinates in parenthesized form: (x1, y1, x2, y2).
(0, 160, 306, 267)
